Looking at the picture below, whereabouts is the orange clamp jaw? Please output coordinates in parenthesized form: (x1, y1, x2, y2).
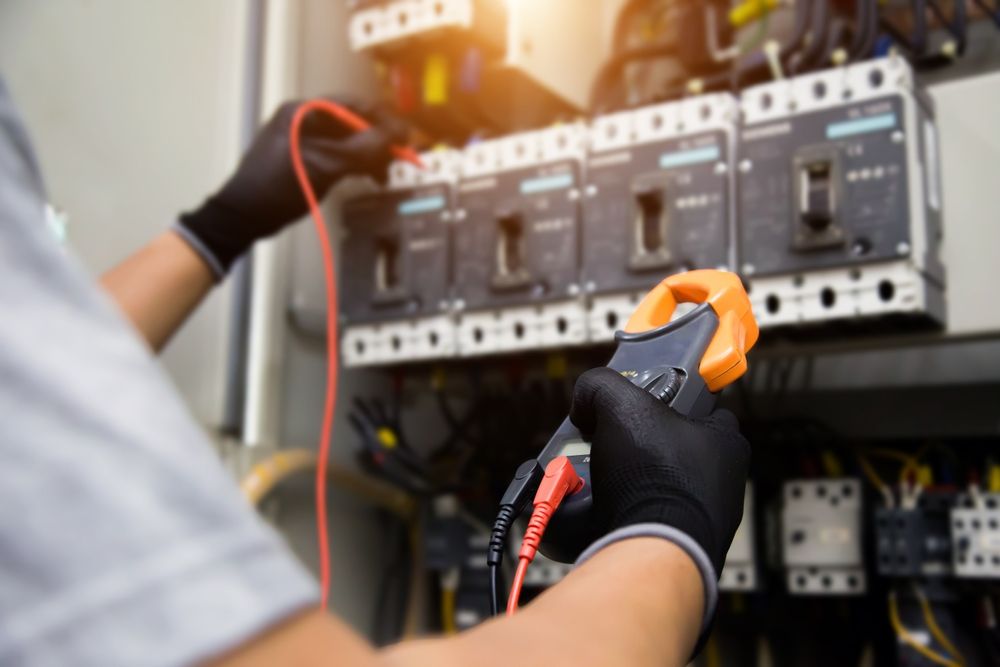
(623, 270, 759, 392)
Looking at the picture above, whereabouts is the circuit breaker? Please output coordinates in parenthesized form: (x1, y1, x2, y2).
(951, 493, 1000, 578)
(720, 484, 757, 592)
(340, 151, 460, 366)
(583, 94, 737, 342)
(875, 493, 954, 578)
(453, 125, 587, 356)
(738, 56, 944, 329)
(782, 478, 866, 595)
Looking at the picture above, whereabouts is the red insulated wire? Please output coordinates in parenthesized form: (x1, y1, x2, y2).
(505, 456, 584, 615)
(288, 99, 421, 609)
(507, 557, 531, 615)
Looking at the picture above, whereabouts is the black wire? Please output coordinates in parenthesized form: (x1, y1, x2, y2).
(849, 0, 878, 60)
(787, 0, 831, 74)
(489, 563, 503, 617)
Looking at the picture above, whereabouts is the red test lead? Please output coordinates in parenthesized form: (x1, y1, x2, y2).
(506, 456, 584, 615)
(288, 98, 423, 608)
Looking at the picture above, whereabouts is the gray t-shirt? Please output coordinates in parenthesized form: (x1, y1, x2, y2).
(0, 79, 318, 666)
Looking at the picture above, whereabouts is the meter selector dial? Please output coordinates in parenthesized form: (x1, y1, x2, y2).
(634, 367, 682, 405)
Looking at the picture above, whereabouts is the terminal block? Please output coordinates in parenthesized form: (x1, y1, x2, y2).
(738, 57, 944, 329)
(782, 478, 866, 595)
(951, 493, 1000, 578)
(875, 493, 954, 578)
(453, 125, 587, 356)
(584, 94, 737, 342)
(340, 151, 460, 367)
(720, 484, 757, 592)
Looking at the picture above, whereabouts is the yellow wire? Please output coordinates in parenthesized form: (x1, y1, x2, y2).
(705, 632, 722, 667)
(868, 448, 919, 467)
(857, 454, 887, 491)
(915, 587, 965, 665)
(441, 587, 457, 635)
(888, 593, 961, 667)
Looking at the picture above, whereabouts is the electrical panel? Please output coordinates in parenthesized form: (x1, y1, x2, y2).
(951, 493, 1000, 578)
(719, 484, 757, 592)
(782, 478, 866, 595)
(875, 493, 954, 578)
(340, 151, 460, 367)
(453, 125, 588, 356)
(583, 94, 737, 342)
(738, 57, 945, 329)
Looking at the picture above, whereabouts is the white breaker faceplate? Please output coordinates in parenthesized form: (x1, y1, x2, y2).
(585, 93, 738, 342)
(741, 56, 945, 329)
(748, 259, 944, 328)
(349, 0, 474, 52)
(341, 151, 461, 368)
(456, 125, 589, 357)
(720, 484, 757, 592)
(782, 478, 866, 595)
(951, 493, 1000, 578)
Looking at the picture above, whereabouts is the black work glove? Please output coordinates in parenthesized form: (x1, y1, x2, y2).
(569, 366, 750, 577)
(176, 96, 407, 278)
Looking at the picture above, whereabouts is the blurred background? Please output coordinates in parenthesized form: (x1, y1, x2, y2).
(2, 1, 1000, 664)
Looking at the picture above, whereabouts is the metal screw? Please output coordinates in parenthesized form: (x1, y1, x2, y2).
(739, 159, 753, 173)
(568, 189, 580, 201)
(714, 162, 728, 175)
(567, 283, 580, 296)
(896, 241, 911, 256)
(891, 130, 904, 144)
(585, 184, 598, 197)
(742, 263, 756, 275)
(455, 209, 467, 221)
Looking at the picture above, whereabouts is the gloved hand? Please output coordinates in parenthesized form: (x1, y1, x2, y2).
(176, 95, 407, 278)
(569, 366, 750, 577)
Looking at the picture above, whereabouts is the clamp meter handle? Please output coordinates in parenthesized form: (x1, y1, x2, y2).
(534, 270, 759, 563)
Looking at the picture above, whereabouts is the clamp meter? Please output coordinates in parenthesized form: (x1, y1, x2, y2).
(533, 269, 759, 562)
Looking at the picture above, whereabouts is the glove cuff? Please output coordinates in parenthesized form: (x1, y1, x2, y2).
(175, 197, 254, 279)
(598, 463, 721, 572)
(575, 523, 718, 651)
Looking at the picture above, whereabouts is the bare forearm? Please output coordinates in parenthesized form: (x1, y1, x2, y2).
(100, 231, 215, 351)
(381, 538, 704, 667)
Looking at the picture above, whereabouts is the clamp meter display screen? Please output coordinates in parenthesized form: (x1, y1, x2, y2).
(558, 440, 592, 457)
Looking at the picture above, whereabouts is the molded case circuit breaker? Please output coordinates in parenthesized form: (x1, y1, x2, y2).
(584, 94, 737, 342)
(340, 151, 461, 367)
(453, 125, 587, 356)
(738, 56, 944, 329)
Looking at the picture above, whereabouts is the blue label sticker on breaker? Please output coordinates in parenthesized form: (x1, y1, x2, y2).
(658, 145, 720, 170)
(826, 113, 897, 139)
(398, 195, 446, 216)
(519, 173, 574, 194)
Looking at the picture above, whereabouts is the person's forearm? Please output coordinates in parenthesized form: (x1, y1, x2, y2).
(381, 538, 704, 667)
(100, 231, 215, 351)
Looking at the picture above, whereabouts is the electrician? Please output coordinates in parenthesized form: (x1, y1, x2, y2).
(0, 82, 749, 667)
